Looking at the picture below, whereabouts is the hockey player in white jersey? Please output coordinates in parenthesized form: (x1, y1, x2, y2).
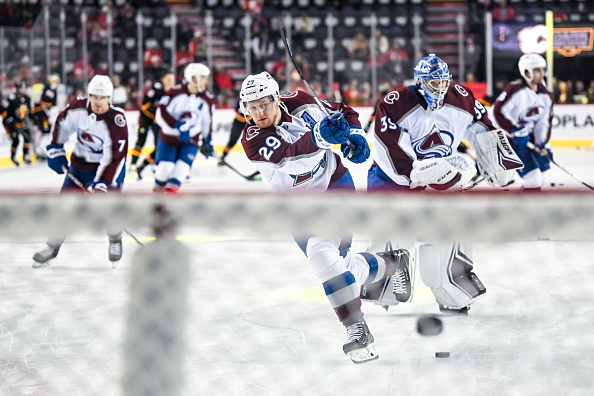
(493, 54, 554, 190)
(368, 54, 523, 313)
(32, 75, 129, 268)
(239, 71, 412, 363)
(154, 63, 214, 193)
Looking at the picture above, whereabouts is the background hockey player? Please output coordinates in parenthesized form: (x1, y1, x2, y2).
(493, 54, 554, 190)
(368, 54, 523, 314)
(154, 63, 214, 193)
(218, 101, 247, 164)
(239, 71, 411, 364)
(130, 70, 175, 179)
(30, 73, 60, 161)
(2, 81, 33, 166)
(32, 75, 129, 268)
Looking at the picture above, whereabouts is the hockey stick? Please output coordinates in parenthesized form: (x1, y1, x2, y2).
(61, 165, 145, 246)
(279, 26, 354, 157)
(219, 159, 260, 181)
(526, 142, 594, 191)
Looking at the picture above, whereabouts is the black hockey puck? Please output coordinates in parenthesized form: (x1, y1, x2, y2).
(435, 351, 450, 358)
(416, 315, 443, 336)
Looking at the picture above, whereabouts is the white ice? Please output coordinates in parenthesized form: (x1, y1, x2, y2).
(1, 148, 594, 395)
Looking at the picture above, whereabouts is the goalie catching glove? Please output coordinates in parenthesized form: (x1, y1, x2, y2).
(410, 154, 476, 191)
(341, 127, 370, 164)
(473, 129, 524, 187)
(312, 112, 350, 149)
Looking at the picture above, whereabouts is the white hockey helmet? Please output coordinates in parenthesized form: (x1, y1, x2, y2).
(518, 54, 546, 83)
(87, 75, 113, 98)
(184, 63, 210, 92)
(239, 72, 280, 116)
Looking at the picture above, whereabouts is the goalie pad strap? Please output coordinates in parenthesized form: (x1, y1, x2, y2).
(418, 242, 486, 309)
(474, 129, 524, 187)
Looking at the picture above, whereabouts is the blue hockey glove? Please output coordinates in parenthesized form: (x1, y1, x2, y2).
(312, 112, 350, 149)
(175, 119, 190, 143)
(535, 143, 553, 170)
(511, 126, 530, 148)
(89, 181, 108, 193)
(341, 128, 370, 164)
(200, 134, 213, 158)
(47, 144, 67, 174)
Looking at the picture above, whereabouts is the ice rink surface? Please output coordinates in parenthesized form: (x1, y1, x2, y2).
(1, 148, 594, 395)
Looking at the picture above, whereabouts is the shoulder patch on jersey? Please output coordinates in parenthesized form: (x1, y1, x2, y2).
(8, 94, 15, 100)
(114, 113, 126, 127)
(454, 85, 469, 96)
(45, 90, 55, 99)
(154, 82, 163, 90)
(383, 91, 400, 104)
(280, 91, 299, 99)
(147, 89, 155, 98)
(245, 126, 260, 141)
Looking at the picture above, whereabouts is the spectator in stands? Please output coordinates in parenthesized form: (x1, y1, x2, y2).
(144, 43, 164, 80)
(177, 18, 194, 48)
(112, 74, 128, 109)
(553, 7, 568, 23)
(213, 64, 234, 108)
(290, 54, 309, 92)
(383, 40, 410, 85)
(116, 3, 136, 37)
(493, 0, 515, 22)
(72, 53, 95, 85)
(348, 33, 370, 61)
(270, 55, 288, 88)
(176, 43, 193, 81)
(464, 36, 481, 79)
(189, 30, 207, 64)
(344, 78, 363, 106)
(587, 81, 594, 104)
(573, 80, 588, 104)
(374, 29, 389, 56)
(250, 29, 275, 74)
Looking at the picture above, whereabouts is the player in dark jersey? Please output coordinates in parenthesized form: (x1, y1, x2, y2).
(2, 81, 33, 166)
(30, 73, 60, 160)
(131, 71, 175, 179)
(218, 101, 247, 165)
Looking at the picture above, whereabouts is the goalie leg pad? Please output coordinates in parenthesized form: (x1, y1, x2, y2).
(419, 242, 486, 309)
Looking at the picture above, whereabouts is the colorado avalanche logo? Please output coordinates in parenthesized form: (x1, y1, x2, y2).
(114, 114, 126, 127)
(290, 156, 326, 187)
(411, 124, 454, 159)
(77, 129, 104, 153)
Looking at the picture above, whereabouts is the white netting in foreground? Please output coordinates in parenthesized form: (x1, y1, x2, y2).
(1, 191, 594, 395)
(1, 191, 594, 241)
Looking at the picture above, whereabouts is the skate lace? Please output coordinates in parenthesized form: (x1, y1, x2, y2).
(40, 246, 56, 256)
(109, 241, 122, 255)
(392, 269, 408, 295)
(345, 322, 364, 344)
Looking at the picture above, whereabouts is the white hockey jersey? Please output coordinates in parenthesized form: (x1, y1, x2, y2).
(493, 79, 554, 147)
(372, 84, 498, 186)
(241, 91, 361, 192)
(50, 95, 128, 185)
(156, 84, 214, 147)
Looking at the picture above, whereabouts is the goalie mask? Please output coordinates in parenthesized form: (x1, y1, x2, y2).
(414, 54, 452, 111)
(184, 63, 210, 93)
(239, 72, 280, 117)
(518, 54, 546, 83)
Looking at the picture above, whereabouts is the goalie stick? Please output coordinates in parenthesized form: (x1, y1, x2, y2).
(280, 26, 354, 157)
(526, 142, 594, 191)
(219, 159, 260, 181)
(61, 166, 145, 246)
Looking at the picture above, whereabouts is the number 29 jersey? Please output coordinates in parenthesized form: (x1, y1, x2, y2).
(241, 90, 361, 192)
(372, 84, 497, 186)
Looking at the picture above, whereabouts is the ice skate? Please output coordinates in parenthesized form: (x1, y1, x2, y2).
(11, 155, 19, 167)
(135, 163, 146, 180)
(23, 153, 31, 165)
(343, 320, 378, 364)
(108, 239, 122, 268)
(32, 245, 60, 268)
(378, 248, 413, 303)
